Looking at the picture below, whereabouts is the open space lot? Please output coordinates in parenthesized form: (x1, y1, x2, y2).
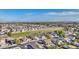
(11, 27, 63, 38)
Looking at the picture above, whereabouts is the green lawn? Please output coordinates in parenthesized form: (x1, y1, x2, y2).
(10, 27, 63, 38)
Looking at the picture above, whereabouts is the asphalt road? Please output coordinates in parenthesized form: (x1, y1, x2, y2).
(2, 40, 38, 49)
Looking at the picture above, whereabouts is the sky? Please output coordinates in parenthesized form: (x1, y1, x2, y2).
(0, 9, 79, 22)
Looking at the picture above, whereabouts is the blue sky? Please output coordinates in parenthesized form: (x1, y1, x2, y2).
(0, 9, 79, 22)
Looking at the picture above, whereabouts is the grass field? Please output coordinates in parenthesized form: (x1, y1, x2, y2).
(10, 27, 63, 38)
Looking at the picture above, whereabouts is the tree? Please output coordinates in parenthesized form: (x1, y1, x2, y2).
(54, 30, 65, 37)
(58, 30, 65, 37)
(7, 32, 11, 36)
(15, 39, 22, 44)
(45, 34, 52, 39)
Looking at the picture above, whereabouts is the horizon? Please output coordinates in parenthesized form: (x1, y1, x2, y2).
(0, 9, 79, 22)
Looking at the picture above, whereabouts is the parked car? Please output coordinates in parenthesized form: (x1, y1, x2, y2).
(27, 45, 34, 49)
(37, 40, 46, 44)
(62, 45, 70, 49)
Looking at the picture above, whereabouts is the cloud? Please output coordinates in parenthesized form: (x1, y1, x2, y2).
(24, 13, 33, 16)
(19, 13, 34, 19)
(18, 12, 79, 22)
(45, 12, 79, 15)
